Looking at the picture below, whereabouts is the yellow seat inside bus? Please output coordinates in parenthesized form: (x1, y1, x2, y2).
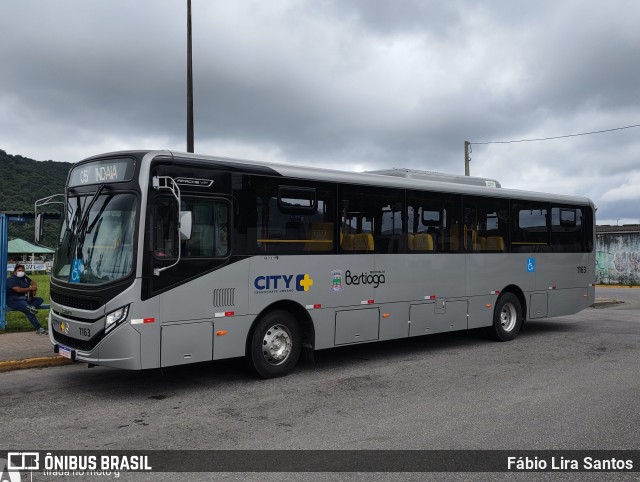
(485, 236, 505, 251)
(341, 232, 374, 251)
(449, 225, 505, 252)
(408, 233, 434, 251)
(353, 233, 374, 251)
(304, 223, 334, 251)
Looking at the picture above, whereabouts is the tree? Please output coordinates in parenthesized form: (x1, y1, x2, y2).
(0, 149, 72, 246)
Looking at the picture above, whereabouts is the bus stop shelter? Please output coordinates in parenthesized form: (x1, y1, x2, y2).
(7, 237, 54, 270)
(1, 213, 55, 330)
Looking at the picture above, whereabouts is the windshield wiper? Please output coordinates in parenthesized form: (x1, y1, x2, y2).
(72, 184, 106, 259)
(77, 184, 106, 235)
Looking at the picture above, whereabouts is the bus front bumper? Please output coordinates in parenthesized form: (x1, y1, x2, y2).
(50, 323, 141, 370)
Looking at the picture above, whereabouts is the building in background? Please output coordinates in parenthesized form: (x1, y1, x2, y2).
(596, 225, 640, 285)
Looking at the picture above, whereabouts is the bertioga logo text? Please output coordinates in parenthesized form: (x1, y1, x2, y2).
(344, 270, 386, 288)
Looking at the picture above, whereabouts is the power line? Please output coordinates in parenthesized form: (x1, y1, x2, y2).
(470, 123, 640, 145)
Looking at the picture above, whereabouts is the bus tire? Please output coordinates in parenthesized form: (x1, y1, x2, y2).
(488, 293, 522, 341)
(247, 310, 301, 379)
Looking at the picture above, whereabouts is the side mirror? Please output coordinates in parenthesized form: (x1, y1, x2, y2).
(35, 213, 44, 243)
(179, 211, 192, 240)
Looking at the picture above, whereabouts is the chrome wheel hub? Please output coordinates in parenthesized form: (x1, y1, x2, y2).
(500, 302, 517, 332)
(262, 324, 292, 365)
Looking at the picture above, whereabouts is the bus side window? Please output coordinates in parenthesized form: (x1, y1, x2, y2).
(551, 206, 584, 252)
(407, 192, 460, 253)
(242, 176, 336, 254)
(152, 197, 178, 258)
(511, 203, 549, 253)
(180, 198, 230, 258)
(463, 196, 509, 252)
(339, 186, 403, 253)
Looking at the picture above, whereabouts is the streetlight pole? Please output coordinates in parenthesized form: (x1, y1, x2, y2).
(186, 0, 194, 153)
(464, 141, 470, 176)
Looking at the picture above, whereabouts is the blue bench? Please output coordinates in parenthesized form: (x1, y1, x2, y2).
(1, 304, 50, 330)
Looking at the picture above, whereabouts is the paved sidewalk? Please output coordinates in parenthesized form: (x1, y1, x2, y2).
(0, 331, 71, 372)
(0, 297, 622, 372)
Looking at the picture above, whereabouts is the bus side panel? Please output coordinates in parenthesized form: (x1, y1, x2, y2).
(156, 262, 250, 324)
(467, 295, 497, 329)
(213, 315, 253, 360)
(153, 261, 250, 366)
(335, 308, 380, 345)
(466, 253, 534, 329)
(133, 289, 161, 369)
(529, 292, 549, 319)
(548, 287, 591, 317)
(434, 299, 467, 333)
(375, 253, 466, 339)
(375, 254, 466, 304)
(533, 252, 592, 317)
(310, 309, 337, 350)
(535, 253, 591, 291)
(161, 321, 213, 367)
(158, 279, 217, 323)
(320, 255, 376, 313)
(467, 253, 534, 296)
(409, 302, 435, 336)
(379, 302, 410, 340)
(248, 255, 375, 347)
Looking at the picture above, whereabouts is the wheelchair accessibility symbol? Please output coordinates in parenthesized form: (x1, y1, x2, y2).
(527, 257, 536, 273)
(70, 259, 83, 283)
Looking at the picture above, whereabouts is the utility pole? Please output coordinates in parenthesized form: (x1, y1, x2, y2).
(464, 141, 470, 176)
(186, 0, 194, 153)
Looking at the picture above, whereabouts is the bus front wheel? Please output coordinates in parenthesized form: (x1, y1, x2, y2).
(247, 310, 302, 378)
(488, 293, 522, 341)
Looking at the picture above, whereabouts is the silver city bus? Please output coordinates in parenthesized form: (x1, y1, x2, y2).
(45, 151, 595, 378)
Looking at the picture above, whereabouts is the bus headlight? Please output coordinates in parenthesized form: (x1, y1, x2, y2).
(105, 305, 130, 334)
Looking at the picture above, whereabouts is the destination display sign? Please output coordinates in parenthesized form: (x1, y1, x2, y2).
(69, 159, 136, 187)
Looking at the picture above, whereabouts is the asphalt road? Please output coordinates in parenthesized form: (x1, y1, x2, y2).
(2, 289, 639, 480)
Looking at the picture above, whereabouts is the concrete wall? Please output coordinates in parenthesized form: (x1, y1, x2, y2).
(596, 233, 640, 285)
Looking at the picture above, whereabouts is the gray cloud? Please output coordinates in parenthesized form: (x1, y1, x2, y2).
(1, 0, 639, 223)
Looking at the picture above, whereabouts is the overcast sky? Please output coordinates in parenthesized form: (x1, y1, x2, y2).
(2, 0, 639, 224)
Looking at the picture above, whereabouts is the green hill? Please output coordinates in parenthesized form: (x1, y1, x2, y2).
(0, 149, 73, 247)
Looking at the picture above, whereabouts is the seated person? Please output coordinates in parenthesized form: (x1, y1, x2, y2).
(6, 264, 47, 334)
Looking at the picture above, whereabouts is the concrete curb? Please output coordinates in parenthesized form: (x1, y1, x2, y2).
(0, 356, 73, 373)
(595, 285, 639, 288)
(592, 300, 624, 309)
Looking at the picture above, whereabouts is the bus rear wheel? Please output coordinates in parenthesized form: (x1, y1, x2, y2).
(488, 293, 522, 341)
(247, 310, 301, 378)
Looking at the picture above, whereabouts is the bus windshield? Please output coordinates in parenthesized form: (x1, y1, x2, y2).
(53, 192, 137, 285)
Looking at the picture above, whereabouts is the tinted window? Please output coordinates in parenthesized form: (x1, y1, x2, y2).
(339, 185, 404, 253)
(406, 191, 461, 252)
(234, 176, 336, 254)
(511, 202, 549, 252)
(152, 196, 229, 259)
(551, 206, 586, 252)
(463, 196, 509, 252)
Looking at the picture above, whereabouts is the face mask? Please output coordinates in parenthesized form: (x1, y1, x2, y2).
(16, 271, 25, 278)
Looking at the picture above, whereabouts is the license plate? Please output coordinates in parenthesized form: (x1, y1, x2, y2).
(59, 346, 73, 360)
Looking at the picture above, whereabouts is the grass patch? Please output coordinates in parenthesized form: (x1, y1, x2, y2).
(4, 273, 50, 333)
